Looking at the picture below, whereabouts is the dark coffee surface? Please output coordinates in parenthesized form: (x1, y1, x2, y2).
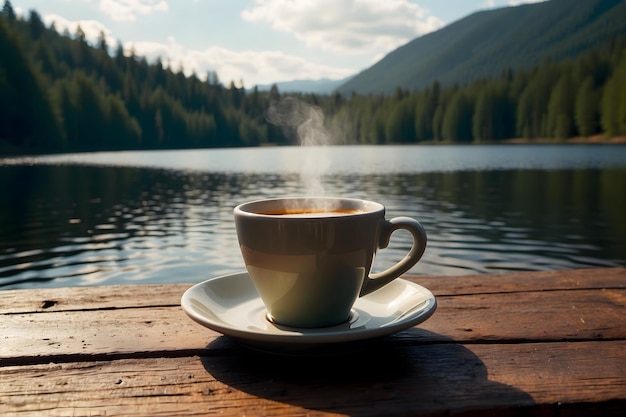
(260, 208, 364, 216)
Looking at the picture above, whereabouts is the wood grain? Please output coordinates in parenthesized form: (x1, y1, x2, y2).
(1, 268, 625, 416)
(2, 288, 624, 365)
(3, 267, 624, 314)
(1, 341, 625, 416)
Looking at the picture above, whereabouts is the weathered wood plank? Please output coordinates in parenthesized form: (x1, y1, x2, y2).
(422, 267, 626, 296)
(0, 283, 191, 314)
(2, 288, 625, 365)
(1, 341, 625, 416)
(2, 268, 624, 314)
(0, 306, 214, 365)
(2, 269, 625, 416)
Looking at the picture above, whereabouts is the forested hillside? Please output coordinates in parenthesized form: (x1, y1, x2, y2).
(0, 4, 283, 154)
(337, 0, 626, 95)
(322, 39, 626, 143)
(1, 2, 626, 154)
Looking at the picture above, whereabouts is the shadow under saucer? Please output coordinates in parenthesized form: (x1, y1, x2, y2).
(200, 329, 537, 415)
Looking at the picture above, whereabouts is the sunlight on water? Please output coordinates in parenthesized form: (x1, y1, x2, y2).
(5, 144, 626, 174)
(1, 145, 625, 289)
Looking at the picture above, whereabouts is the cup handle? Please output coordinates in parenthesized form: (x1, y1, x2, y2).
(360, 217, 427, 296)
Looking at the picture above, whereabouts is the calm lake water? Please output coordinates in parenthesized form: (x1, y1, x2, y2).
(1, 144, 625, 290)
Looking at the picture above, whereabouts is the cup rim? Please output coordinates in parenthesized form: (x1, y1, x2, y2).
(234, 197, 384, 219)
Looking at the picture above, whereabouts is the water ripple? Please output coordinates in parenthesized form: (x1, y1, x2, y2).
(1, 149, 625, 289)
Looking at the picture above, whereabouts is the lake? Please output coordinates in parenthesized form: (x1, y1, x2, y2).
(1, 144, 625, 290)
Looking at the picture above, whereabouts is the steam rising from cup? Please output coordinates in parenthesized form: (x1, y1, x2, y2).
(266, 98, 332, 203)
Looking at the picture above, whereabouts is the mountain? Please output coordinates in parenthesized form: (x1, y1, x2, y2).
(253, 76, 352, 95)
(337, 0, 626, 96)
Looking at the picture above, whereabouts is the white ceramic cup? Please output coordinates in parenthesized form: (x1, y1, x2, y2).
(234, 197, 427, 328)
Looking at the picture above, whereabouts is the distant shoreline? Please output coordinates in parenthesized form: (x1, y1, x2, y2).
(499, 135, 626, 144)
(414, 136, 626, 145)
(2, 136, 626, 158)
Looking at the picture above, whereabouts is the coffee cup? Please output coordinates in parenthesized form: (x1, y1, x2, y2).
(234, 197, 427, 328)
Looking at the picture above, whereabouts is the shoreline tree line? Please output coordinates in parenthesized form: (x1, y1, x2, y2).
(322, 37, 626, 144)
(1, 3, 625, 155)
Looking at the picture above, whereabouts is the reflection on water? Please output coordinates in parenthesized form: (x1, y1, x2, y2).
(1, 163, 625, 290)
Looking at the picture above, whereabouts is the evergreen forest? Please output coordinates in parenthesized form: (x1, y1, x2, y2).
(1, 2, 626, 155)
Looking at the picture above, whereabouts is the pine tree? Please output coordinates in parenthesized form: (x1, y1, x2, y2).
(516, 63, 559, 138)
(414, 81, 440, 141)
(28, 10, 46, 40)
(385, 97, 416, 143)
(1, 0, 16, 21)
(575, 76, 599, 137)
(0, 18, 64, 150)
(473, 86, 494, 142)
(442, 90, 473, 142)
(546, 71, 576, 139)
(97, 30, 108, 53)
(601, 53, 626, 136)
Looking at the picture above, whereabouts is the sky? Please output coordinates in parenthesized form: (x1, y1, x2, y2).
(10, 0, 547, 87)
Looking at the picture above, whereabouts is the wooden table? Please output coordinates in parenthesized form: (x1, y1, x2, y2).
(1, 267, 625, 416)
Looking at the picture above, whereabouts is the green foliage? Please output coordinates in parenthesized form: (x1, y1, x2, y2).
(414, 81, 439, 141)
(575, 77, 600, 137)
(472, 81, 514, 142)
(385, 96, 416, 143)
(1, 1, 16, 21)
(442, 90, 474, 142)
(323, 39, 626, 144)
(546, 70, 577, 139)
(515, 63, 560, 138)
(601, 49, 626, 136)
(0, 17, 64, 151)
(0, 12, 279, 153)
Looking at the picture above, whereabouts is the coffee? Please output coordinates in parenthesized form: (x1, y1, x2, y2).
(260, 208, 364, 217)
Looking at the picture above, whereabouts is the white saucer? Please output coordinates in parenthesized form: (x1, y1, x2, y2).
(181, 272, 436, 353)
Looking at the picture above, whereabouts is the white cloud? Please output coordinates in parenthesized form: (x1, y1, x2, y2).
(483, 0, 546, 9)
(128, 38, 355, 86)
(241, 0, 443, 55)
(39, 11, 350, 86)
(508, 0, 546, 5)
(98, 0, 168, 22)
(44, 13, 116, 46)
